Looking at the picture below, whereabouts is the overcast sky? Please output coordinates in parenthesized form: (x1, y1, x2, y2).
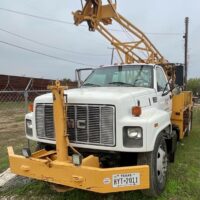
(0, 0, 199, 80)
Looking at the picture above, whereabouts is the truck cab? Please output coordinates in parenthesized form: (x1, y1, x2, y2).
(26, 64, 172, 153)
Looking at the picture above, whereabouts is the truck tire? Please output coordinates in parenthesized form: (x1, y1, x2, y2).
(35, 142, 54, 151)
(168, 131, 178, 163)
(137, 133, 168, 197)
(35, 142, 46, 151)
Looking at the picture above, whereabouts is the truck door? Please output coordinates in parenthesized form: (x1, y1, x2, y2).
(156, 67, 172, 115)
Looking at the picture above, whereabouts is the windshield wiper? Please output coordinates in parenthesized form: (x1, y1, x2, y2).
(108, 82, 134, 87)
(83, 83, 101, 87)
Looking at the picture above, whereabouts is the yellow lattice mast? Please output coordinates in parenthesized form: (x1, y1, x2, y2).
(73, 0, 169, 67)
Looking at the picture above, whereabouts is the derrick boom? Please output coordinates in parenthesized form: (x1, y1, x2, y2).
(73, 0, 168, 66)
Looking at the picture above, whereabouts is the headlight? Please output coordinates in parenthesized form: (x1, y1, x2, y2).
(26, 119, 33, 136)
(72, 154, 82, 166)
(127, 128, 142, 139)
(123, 127, 143, 148)
(22, 148, 32, 158)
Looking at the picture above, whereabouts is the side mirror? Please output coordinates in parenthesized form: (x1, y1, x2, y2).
(172, 86, 182, 96)
(162, 78, 172, 96)
(162, 90, 170, 96)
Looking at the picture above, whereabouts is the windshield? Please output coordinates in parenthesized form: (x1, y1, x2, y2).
(83, 65, 153, 88)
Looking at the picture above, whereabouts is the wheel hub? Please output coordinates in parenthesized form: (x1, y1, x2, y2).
(157, 145, 167, 183)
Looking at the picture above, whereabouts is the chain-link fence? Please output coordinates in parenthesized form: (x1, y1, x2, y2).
(0, 89, 50, 129)
(0, 89, 49, 111)
(0, 89, 50, 137)
(0, 89, 51, 172)
(0, 90, 49, 154)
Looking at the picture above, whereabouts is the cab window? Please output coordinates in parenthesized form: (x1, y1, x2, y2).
(84, 65, 153, 88)
(156, 67, 168, 92)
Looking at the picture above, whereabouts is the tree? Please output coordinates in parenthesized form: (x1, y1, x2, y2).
(187, 78, 200, 96)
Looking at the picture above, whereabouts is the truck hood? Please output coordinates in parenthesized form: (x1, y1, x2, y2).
(35, 87, 156, 106)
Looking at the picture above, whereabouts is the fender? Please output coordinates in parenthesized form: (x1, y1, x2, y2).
(143, 107, 171, 152)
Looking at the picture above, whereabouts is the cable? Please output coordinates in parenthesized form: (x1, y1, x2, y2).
(0, 7, 87, 29)
(0, 27, 108, 57)
(0, 7, 72, 24)
(108, 28, 182, 35)
(145, 32, 182, 36)
(0, 7, 182, 36)
(0, 40, 96, 67)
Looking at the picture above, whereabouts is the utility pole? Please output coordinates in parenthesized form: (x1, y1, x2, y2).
(184, 17, 189, 88)
(108, 47, 115, 65)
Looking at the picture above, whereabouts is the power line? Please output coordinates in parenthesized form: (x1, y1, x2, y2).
(0, 7, 72, 24)
(0, 27, 108, 57)
(0, 7, 182, 36)
(108, 27, 182, 35)
(145, 32, 182, 36)
(0, 7, 87, 28)
(108, 28, 182, 35)
(0, 40, 96, 67)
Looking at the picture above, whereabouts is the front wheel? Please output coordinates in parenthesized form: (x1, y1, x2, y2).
(137, 133, 168, 197)
(35, 142, 55, 151)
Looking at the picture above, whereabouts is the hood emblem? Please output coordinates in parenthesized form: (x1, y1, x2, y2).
(77, 120, 86, 129)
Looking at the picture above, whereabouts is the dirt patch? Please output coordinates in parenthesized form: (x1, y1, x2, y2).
(0, 109, 24, 133)
(0, 169, 16, 189)
(0, 169, 31, 193)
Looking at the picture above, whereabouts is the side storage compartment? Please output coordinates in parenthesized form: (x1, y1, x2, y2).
(171, 91, 193, 139)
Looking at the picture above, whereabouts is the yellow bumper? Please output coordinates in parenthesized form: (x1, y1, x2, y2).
(8, 147, 149, 193)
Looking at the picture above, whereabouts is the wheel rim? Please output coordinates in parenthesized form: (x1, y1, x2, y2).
(188, 120, 191, 133)
(157, 145, 167, 183)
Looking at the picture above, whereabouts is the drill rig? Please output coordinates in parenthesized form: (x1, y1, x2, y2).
(73, 0, 181, 85)
(73, 0, 168, 65)
(7, 0, 193, 197)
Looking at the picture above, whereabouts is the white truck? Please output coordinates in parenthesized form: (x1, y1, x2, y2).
(25, 64, 179, 196)
(8, 1, 193, 196)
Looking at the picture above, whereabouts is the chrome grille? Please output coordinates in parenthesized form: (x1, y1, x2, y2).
(35, 104, 115, 146)
(36, 104, 54, 139)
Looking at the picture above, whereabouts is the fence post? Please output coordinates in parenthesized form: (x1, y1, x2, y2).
(24, 78, 33, 114)
(24, 91, 28, 113)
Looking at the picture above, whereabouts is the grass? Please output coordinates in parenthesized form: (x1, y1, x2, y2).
(0, 108, 200, 200)
(0, 104, 27, 173)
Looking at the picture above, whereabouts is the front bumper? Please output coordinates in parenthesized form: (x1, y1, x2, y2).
(8, 147, 149, 193)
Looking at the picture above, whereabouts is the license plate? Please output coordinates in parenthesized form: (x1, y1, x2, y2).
(112, 173, 140, 188)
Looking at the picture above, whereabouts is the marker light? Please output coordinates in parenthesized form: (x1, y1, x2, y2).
(28, 103, 33, 112)
(132, 106, 141, 117)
